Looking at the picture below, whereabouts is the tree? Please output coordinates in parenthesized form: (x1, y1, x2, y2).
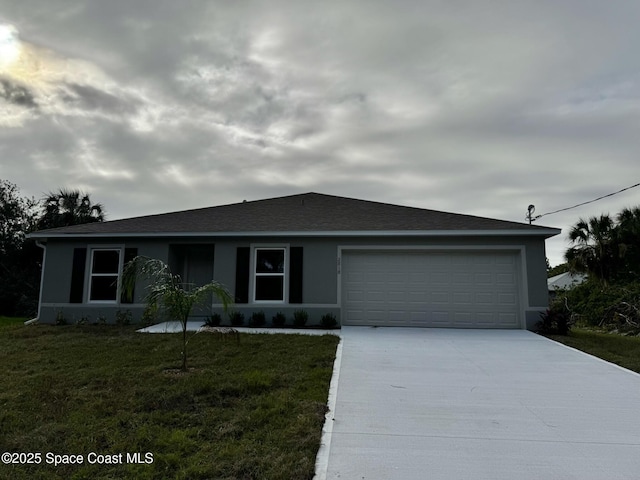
(123, 256, 234, 371)
(0, 179, 40, 316)
(0, 179, 38, 256)
(38, 188, 104, 229)
(616, 206, 640, 280)
(565, 214, 619, 286)
(548, 262, 570, 278)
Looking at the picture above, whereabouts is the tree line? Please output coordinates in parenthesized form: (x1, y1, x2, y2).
(0, 179, 104, 317)
(543, 206, 640, 334)
(565, 207, 640, 286)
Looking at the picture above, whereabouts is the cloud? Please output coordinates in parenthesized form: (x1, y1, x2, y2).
(1, 0, 640, 266)
(0, 78, 37, 108)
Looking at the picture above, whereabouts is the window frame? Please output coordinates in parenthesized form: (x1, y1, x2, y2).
(87, 247, 124, 304)
(251, 245, 289, 304)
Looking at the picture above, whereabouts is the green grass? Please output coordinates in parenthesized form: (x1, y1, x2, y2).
(545, 328, 640, 374)
(0, 320, 339, 480)
(0, 316, 27, 327)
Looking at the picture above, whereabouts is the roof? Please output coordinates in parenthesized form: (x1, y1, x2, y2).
(29, 192, 561, 239)
(548, 272, 587, 290)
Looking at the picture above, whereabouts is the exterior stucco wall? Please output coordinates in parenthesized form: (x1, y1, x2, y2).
(36, 234, 550, 329)
(38, 239, 170, 324)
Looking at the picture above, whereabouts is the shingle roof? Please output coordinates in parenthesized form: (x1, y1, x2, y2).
(29, 192, 560, 237)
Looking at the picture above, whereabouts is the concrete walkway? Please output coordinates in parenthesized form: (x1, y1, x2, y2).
(318, 327, 640, 480)
(137, 321, 339, 336)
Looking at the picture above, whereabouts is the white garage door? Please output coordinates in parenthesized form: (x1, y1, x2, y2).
(341, 251, 520, 328)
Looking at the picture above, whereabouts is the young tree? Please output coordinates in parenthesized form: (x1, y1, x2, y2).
(38, 188, 104, 229)
(123, 256, 234, 371)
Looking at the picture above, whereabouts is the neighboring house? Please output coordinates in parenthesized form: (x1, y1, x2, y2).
(548, 272, 587, 300)
(28, 192, 560, 329)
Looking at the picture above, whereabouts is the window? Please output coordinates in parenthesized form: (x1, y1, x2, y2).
(89, 249, 121, 302)
(254, 248, 286, 302)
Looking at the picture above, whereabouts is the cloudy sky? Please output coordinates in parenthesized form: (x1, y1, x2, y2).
(1, 1, 639, 266)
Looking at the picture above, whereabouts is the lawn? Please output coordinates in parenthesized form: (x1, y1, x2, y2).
(0, 320, 340, 480)
(544, 327, 640, 374)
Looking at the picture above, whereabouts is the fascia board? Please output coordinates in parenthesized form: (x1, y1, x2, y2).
(28, 228, 562, 239)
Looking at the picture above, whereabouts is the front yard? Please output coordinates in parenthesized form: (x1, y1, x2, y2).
(0, 319, 339, 480)
(544, 327, 640, 374)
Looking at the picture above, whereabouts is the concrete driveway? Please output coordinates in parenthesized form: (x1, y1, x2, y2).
(317, 327, 640, 480)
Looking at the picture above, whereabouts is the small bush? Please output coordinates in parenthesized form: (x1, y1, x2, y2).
(292, 309, 308, 327)
(537, 305, 573, 335)
(229, 311, 245, 326)
(321, 313, 337, 329)
(141, 303, 159, 326)
(96, 313, 107, 325)
(249, 311, 266, 327)
(206, 313, 222, 327)
(272, 312, 286, 327)
(115, 309, 132, 326)
(55, 309, 67, 326)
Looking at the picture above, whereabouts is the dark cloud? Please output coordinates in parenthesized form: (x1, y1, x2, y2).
(0, 78, 37, 108)
(61, 83, 137, 115)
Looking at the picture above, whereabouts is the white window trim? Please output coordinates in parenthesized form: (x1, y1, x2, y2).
(87, 246, 125, 304)
(251, 245, 289, 304)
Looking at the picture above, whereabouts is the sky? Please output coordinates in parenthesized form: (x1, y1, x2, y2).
(1, 1, 639, 267)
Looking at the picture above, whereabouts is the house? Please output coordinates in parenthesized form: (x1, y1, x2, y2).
(28, 192, 560, 329)
(548, 271, 587, 301)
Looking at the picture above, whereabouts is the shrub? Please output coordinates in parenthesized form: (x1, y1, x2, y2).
(96, 313, 107, 325)
(561, 279, 640, 329)
(115, 309, 133, 326)
(141, 303, 159, 326)
(249, 311, 266, 327)
(292, 309, 308, 327)
(229, 311, 245, 326)
(321, 313, 337, 329)
(272, 312, 286, 327)
(55, 309, 67, 326)
(536, 305, 573, 335)
(206, 313, 222, 327)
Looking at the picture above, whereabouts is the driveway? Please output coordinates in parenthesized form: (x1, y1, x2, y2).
(317, 327, 640, 480)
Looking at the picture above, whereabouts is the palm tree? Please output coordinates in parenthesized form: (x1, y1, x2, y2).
(564, 214, 618, 285)
(616, 206, 640, 279)
(122, 256, 234, 371)
(38, 188, 104, 229)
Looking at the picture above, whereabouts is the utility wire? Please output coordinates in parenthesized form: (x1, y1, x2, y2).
(532, 181, 640, 222)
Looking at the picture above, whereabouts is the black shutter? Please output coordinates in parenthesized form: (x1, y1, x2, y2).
(69, 248, 87, 303)
(235, 247, 250, 303)
(120, 248, 138, 303)
(289, 247, 303, 304)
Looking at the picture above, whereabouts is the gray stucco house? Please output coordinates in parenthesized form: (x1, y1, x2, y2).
(28, 192, 560, 329)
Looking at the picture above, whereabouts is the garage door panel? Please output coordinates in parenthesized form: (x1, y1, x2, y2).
(496, 273, 515, 283)
(387, 291, 406, 302)
(475, 292, 494, 305)
(430, 272, 449, 283)
(452, 292, 473, 304)
(498, 292, 517, 305)
(430, 291, 449, 304)
(342, 251, 520, 328)
(474, 272, 493, 284)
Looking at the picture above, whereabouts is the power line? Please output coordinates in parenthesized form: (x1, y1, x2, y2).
(529, 181, 640, 223)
